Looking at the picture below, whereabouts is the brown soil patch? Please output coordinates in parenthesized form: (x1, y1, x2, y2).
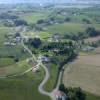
(0, 68, 6, 76)
(85, 36, 100, 43)
(94, 47, 100, 54)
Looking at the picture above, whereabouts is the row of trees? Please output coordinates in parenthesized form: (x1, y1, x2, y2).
(0, 13, 18, 20)
(63, 27, 100, 41)
(86, 27, 100, 37)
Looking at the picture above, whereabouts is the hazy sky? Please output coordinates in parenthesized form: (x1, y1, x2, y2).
(0, 0, 77, 4)
(0, 0, 99, 4)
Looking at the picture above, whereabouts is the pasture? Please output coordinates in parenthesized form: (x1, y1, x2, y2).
(0, 45, 31, 67)
(20, 12, 49, 24)
(46, 23, 100, 35)
(0, 59, 32, 76)
(0, 27, 13, 44)
(0, 68, 50, 100)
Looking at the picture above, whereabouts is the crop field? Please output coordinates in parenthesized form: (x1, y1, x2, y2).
(94, 47, 100, 54)
(85, 36, 100, 43)
(63, 54, 100, 96)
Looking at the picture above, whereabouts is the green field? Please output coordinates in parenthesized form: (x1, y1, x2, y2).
(0, 58, 15, 67)
(46, 23, 85, 34)
(0, 45, 31, 67)
(44, 63, 58, 92)
(0, 68, 50, 100)
(23, 31, 51, 39)
(0, 59, 32, 76)
(0, 27, 13, 44)
(86, 92, 100, 100)
(20, 12, 49, 24)
(46, 23, 100, 34)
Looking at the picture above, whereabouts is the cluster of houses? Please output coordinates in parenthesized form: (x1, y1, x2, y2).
(4, 32, 22, 46)
(38, 55, 50, 63)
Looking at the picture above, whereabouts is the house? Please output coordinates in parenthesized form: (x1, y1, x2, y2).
(82, 46, 94, 52)
(3, 42, 16, 46)
(4, 42, 10, 46)
(54, 90, 66, 100)
(38, 56, 50, 63)
(48, 34, 61, 42)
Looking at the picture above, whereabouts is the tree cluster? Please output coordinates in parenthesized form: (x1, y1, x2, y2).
(59, 84, 86, 100)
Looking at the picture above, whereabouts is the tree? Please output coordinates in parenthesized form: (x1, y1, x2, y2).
(86, 27, 100, 37)
(65, 17, 71, 22)
(83, 18, 91, 24)
(59, 84, 66, 93)
(74, 87, 86, 100)
(29, 38, 42, 48)
(14, 19, 28, 26)
(37, 19, 44, 24)
(14, 57, 19, 62)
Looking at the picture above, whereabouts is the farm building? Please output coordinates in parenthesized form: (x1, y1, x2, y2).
(54, 90, 66, 100)
(38, 56, 50, 63)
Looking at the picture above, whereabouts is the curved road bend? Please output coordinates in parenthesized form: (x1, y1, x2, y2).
(21, 36, 55, 99)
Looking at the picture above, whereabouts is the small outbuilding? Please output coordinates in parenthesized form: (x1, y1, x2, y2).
(54, 90, 66, 100)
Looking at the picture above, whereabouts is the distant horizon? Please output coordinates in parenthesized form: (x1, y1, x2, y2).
(0, 0, 100, 4)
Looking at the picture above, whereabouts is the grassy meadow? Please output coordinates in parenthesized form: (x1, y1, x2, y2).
(0, 68, 50, 100)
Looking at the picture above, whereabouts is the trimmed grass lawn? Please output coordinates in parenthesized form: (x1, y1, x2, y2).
(0, 68, 50, 100)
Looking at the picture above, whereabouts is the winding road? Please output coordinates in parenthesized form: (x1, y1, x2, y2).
(0, 27, 58, 100)
(21, 33, 56, 100)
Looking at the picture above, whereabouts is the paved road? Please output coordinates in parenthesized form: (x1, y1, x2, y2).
(21, 32, 55, 99)
(38, 63, 51, 96)
(0, 27, 57, 100)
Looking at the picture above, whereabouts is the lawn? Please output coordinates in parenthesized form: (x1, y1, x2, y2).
(0, 68, 50, 100)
